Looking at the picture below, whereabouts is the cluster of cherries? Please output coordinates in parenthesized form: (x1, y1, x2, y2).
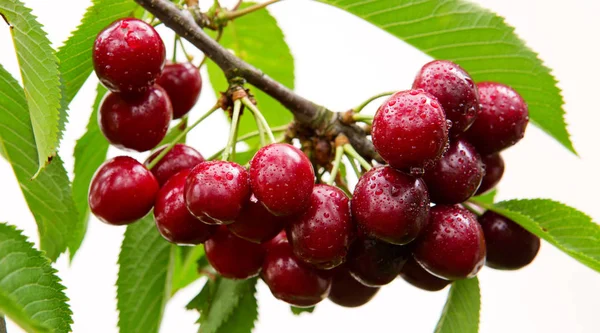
(88, 17, 541, 309)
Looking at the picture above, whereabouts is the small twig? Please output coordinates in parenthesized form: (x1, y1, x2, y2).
(353, 91, 396, 113)
(220, 0, 281, 21)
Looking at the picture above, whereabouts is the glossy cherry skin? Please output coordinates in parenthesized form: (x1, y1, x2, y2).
(479, 211, 540, 270)
(89, 156, 158, 225)
(93, 18, 166, 94)
(413, 60, 479, 136)
(347, 236, 410, 287)
(372, 90, 449, 170)
(413, 205, 486, 280)
(99, 85, 172, 152)
(156, 62, 202, 119)
(423, 138, 484, 204)
(185, 161, 250, 224)
(351, 166, 430, 245)
(328, 265, 379, 308)
(476, 153, 505, 195)
(144, 143, 204, 186)
(287, 184, 354, 269)
(250, 143, 315, 216)
(228, 195, 287, 244)
(399, 257, 450, 292)
(261, 238, 332, 307)
(154, 169, 217, 245)
(465, 82, 529, 155)
(205, 226, 266, 279)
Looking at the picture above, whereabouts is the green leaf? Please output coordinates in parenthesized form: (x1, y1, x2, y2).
(233, 148, 258, 165)
(471, 198, 600, 273)
(472, 189, 497, 205)
(0, 0, 64, 174)
(117, 214, 175, 333)
(172, 245, 206, 296)
(0, 222, 72, 333)
(291, 306, 315, 315)
(319, 0, 575, 154)
(434, 278, 480, 333)
(0, 64, 79, 261)
(207, 2, 294, 145)
(159, 118, 188, 147)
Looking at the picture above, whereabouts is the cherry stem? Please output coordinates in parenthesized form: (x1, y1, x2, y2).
(241, 97, 275, 143)
(345, 154, 362, 179)
(352, 113, 373, 125)
(327, 145, 345, 186)
(147, 104, 220, 169)
(353, 91, 396, 113)
(222, 99, 243, 161)
(207, 125, 288, 160)
(254, 111, 267, 147)
(221, 0, 280, 21)
(343, 144, 373, 171)
(172, 35, 179, 63)
(178, 36, 193, 61)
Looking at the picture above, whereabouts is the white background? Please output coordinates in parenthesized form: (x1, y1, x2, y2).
(1, 0, 600, 332)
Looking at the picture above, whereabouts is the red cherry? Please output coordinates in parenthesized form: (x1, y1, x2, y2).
(347, 236, 410, 287)
(89, 156, 158, 225)
(228, 195, 287, 244)
(144, 144, 204, 186)
(328, 265, 379, 308)
(156, 62, 202, 119)
(205, 226, 266, 279)
(476, 153, 505, 195)
(399, 257, 450, 292)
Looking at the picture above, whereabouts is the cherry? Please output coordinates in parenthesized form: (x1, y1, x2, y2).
(89, 156, 158, 225)
(250, 143, 315, 216)
(156, 62, 202, 119)
(372, 90, 449, 170)
(263, 230, 288, 251)
(351, 166, 430, 245)
(261, 238, 332, 307)
(93, 18, 166, 94)
(476, 153, 505, 195)
(413, 205, 486, 280)
(399, 257, 450, 292)
(347, 236, 410, 287)
(479, 211, 540, 270)
(465, 82, 529, 155)
(99, 85, 172, 152)
(144, 143, 204, 186)
(228, 195, 287, 244)
(185, 161, 250, 224)
(205, 226, 266, 279)
(287, 184, 354, 269)
(423, 138, 484, 204)
(154, 169, 216, 245)
(328, 265, 379, 308)
(413, 60, 479, 135)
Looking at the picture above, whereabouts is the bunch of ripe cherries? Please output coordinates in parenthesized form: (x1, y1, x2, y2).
(88, 18, 540, 308)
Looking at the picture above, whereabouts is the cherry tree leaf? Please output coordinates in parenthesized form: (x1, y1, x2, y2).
(435, 278, 480, 333)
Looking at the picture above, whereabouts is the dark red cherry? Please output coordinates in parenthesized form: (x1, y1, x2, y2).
(156, 62, 202, 119)
(476, 153, 505, 195)
(263, 230, 288, 252)
(144, 143, 204, 186)
(347, 237, 410, 287)
(413, 60, 479, 135)
(287, 184, 354, 269)
(228, 195, 287, 244)
(399, 257, 450, 292)
(93, 18, 166, 94)
(413, 205, 486, 280)
(185, 161, 250, 224)
(250, 143, 315, 216)
(465, 82, 529, 155)
(89, 156, 158, 225)
(205, 226, 265, 279)
(372, 90, 449, 170)
(99, 85, 172, 152)
(423, 138, 484, 204)
(154, 169, 216, 245)
(261, 238, 331, 307)
(479, 211, 540, 270)
(351, 166, 430, 245)
(328, 265, 379, 308)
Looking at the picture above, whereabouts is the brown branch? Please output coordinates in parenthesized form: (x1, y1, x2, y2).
(134, 0, 380, 161)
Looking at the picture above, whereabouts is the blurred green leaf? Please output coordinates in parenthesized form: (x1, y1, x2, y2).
(172, 245, 206, 296)
(291, 306, 315, 315)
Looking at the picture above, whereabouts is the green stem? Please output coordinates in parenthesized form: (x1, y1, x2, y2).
(354, 91, 396, 113)
(222, 99, 243, 161)
(345, 154, 362, 179)
(207, 126, 287, 160)
(254, 111, 267, 147)
(172, 35, 179, 63)
(327, 145, 345, 186)
(221, 0, 280, 21)
(352, 113, 373, 124)
(147, 104, 220, 169)
(241, 97, 275, 143)
(178, 36, 193, 61)
(343, 144, 372, 171)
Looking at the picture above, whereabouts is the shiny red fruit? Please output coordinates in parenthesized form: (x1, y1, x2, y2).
(250, 143, 315, 216)
(205, 226, 265, 279)
(287, 184, 354, 269)
(476, 153, 505, 195)
(154, 170, 216, 245)
(413, 205, 486, 280)
(351, 166, 430, 245)
(185, 161, 250, 224)
(144, 144, 204, 186)
(328, 266, 379, 308)
(93, 18, 166, 94)
(399, 257, 450, 292)
(372, 90, 449, 170)
(89, 156, 158, 225)
(156, 62, 202, 119)
(347, 237, 410, 287)
(228, 195, 287, 244)
(99, 85, 172, 152)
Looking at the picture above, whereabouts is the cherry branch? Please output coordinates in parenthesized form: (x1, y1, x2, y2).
(133, 0, 380, 161)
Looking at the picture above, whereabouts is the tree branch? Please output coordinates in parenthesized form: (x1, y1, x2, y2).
(134, 0, 380, 161)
